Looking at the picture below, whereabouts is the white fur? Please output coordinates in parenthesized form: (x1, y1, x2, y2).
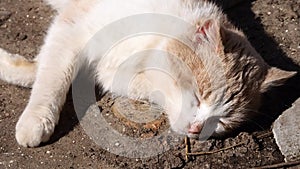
(0, 0, 225, 147)
(44, 0, 70, 11)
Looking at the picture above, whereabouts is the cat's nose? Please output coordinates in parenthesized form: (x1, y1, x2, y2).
(188, 122, 203, 134)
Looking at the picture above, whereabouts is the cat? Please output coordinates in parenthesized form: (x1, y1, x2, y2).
(0, 0, 296, 147)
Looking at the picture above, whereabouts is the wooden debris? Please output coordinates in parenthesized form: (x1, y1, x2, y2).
(185, 136, 189, 161)
(187, 141, 247, 156)
(185, 132, 273, 158)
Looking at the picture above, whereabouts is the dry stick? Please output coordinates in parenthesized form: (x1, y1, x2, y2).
(187, 141, 247, 156)
(186, 132, 273, 157)
(255, 131, 273, 139)
(252, 160, 300, 169)
(185, 136, 189, 161)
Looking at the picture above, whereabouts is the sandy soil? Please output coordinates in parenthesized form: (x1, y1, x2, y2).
(0, 0, 299, 168)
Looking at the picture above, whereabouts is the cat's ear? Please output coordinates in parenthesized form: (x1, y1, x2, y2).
(194, 19, 222, 49)
(260, 67, 297, 92)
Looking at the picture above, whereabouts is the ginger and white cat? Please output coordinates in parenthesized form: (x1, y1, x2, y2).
(0, 0, 296, 147)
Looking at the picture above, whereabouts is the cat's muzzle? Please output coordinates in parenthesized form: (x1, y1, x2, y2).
(187, 122, 203, 138)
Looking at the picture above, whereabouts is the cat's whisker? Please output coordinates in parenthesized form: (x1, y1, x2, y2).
(0, 0, 295, 149)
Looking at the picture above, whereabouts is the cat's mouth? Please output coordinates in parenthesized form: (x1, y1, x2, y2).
(187, 118, 224, 139)
(188, 122, 203, 134)
(187, 122, 203, 138)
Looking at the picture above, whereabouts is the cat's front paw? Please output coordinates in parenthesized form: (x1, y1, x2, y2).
(15, 112, 56, 147)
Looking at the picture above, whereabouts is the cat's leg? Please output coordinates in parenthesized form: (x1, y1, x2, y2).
(15, 23, 84, 147)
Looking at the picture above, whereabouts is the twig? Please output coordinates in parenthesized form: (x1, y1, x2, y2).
(252, 160, 300, 169)
(255, 131, 273, 139)
(185, 136, 189, 161)
(187, 141, 247, 156)
(186, 132, 273, 157)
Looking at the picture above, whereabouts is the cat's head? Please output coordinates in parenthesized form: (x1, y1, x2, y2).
(166, 15, 297, 139)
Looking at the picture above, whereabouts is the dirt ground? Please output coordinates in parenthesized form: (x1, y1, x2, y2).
(0, 0, 299, 168)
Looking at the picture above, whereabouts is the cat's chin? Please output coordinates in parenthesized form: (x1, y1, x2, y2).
(187, 133, 199, 139)
(169, 125, 189, 136)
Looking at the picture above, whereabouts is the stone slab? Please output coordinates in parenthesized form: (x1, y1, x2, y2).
(272, 98, 300, 162)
